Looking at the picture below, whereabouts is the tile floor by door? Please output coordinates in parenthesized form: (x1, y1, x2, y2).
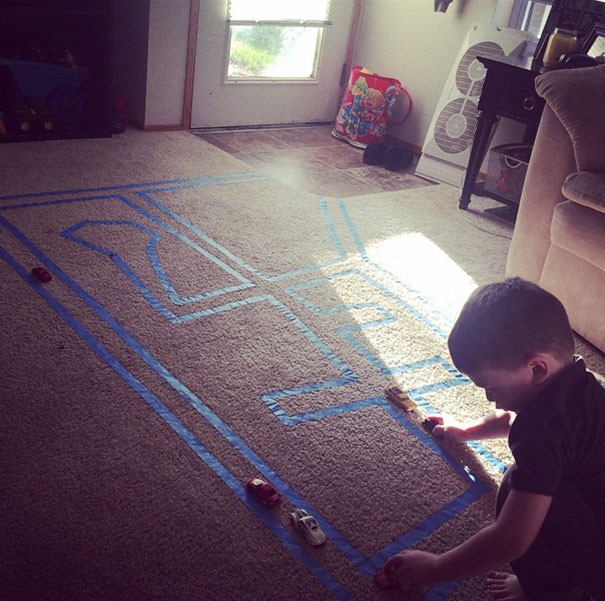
(194, 125, 435, 198)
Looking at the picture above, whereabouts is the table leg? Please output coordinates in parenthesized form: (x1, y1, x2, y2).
(458, 111, 498, 210)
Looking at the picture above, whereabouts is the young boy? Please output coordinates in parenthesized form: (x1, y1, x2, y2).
(381, 278, 605, 601)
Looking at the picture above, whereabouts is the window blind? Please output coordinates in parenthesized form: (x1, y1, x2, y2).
(228, 0, 332, 26)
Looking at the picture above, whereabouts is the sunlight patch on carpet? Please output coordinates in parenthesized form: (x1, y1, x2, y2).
(366, 232, 477, 324)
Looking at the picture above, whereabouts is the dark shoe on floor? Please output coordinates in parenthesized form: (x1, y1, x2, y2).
(383, 146, 414, 172)
(363, 142, 389, 166)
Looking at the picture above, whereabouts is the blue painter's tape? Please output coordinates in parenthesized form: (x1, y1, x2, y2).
(336, 197, 457, 333)
(0, 172, 268, 202)
(0, 217, 272, 476)
(266, 295, 354, 376)
(258, 384, 491, 579)
(0, 243, 357, 601)
(137, 190, 349, 282)
(2, 191, 257, 313)
(0, 213, 370, 570)
(319, 196, 347, 259)
(379, 399, 481, 482)
(413, 394, 508, 475)
(0, 179, 507, 600)
(3, 195, 359, 408)
(369, 481, 487, 570)
(286, 269, 449, 362)
(424, 581, 463, 601)
(466, 441, 508, 475)
(1, 192, 118, 212)
(335, 198, 365, 256)
(269, 396, 382, 426)
(61, 199, 254, 301)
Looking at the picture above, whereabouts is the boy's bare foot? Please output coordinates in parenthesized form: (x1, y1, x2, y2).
(486, 571, 531, 601)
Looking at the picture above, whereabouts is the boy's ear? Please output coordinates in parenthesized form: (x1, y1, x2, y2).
(528, 355, 550, 384)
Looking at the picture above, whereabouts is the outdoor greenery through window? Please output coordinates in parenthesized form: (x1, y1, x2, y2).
(226, 0, 331, 80)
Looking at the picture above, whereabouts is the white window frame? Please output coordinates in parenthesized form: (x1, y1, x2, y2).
(225, 1, 332, 83)
(224, 21, 330, 83)
(493, 0, 552, 61)
(494, 0, 552, 32)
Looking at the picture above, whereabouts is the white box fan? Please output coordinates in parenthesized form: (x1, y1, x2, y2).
(415, 24, 532, 187)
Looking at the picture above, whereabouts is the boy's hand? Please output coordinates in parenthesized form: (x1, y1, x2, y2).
(384, 550, 440, 589)
(424, 415, 469, 442)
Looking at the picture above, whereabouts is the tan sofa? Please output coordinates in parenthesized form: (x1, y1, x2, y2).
(506, 64, 605, 352)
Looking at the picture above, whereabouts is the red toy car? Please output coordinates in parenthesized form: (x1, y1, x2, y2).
(246, 477, 282, 507)
(374, 567, 397, 589)
(31, 267, 52, 282)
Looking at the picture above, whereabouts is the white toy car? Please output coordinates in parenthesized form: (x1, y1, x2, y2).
(290, 508, 327, 546)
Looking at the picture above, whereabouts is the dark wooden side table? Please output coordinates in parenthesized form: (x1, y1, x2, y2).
(458, 55, 545, 210)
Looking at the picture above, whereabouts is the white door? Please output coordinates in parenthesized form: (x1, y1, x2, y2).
(191, 0, 358, 129)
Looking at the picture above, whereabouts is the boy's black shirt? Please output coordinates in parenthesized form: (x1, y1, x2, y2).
(508, 357, 605, 522)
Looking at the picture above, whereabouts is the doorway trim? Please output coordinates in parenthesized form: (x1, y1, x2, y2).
(182, 0, 201, 130)
(182, 0, 363, 130)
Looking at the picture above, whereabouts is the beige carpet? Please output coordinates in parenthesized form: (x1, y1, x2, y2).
(1, 130, 603, 601)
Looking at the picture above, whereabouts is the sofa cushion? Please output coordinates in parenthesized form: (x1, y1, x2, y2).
(535, 65, 605, 171)
(563, 171, 605, 215)
(551, 200, 605, 269)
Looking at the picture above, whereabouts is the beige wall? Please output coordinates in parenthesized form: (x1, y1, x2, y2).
(146, 0, 190, 127)
(113, 0, 190, 130)
(115, 0, 504, 141)
(354, 0, 499, 148)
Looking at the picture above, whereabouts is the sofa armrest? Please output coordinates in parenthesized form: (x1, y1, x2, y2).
(535, 64, 605, 171)
(563, 171, 605, 215)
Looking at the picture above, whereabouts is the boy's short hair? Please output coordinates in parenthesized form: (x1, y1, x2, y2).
(448, 278, 575, 374)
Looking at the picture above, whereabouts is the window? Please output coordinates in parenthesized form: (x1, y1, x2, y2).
(493, 0, 552, 58)
(508, 0, 552, 38)
(226, 0, 332, 81)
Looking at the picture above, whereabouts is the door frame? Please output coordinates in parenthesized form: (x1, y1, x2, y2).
(182, 0, 201, 130)
(181, 0, 364, 130)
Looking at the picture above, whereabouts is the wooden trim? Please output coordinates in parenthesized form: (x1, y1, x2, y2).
(129, 120, 183, 132)
(340, 0, 364, 89)
(142, 124, 184, 132)
(182, 0, 200, 130)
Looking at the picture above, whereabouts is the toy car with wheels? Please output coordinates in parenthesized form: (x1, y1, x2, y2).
(290, 508, 327, 546)
(0, 59, 90, 124)
(31, 267, 52, 282)
(8, 105, 56, 134)
(12, 108, 35, 133)
(246, 477, 282, 507)
(384, 386, 416, 412)
(374, 566, 397, 589)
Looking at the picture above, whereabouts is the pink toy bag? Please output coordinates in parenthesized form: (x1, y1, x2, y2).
(332, 65, 412, 148)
